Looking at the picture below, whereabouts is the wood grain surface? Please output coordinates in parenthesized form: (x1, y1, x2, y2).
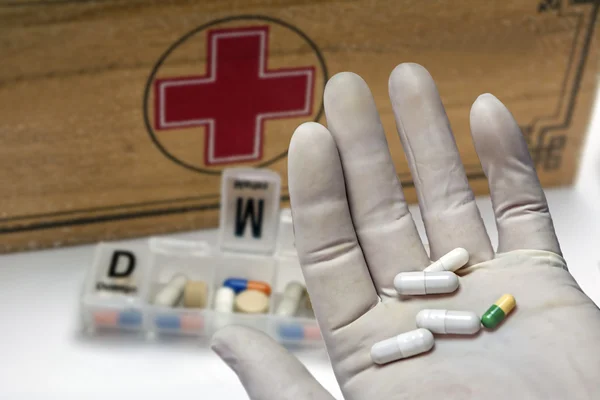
(0, 0, 598, 253)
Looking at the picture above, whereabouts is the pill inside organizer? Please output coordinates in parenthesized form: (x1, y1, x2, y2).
(153, 275, 209, 309)
(275, 281, 306, 317)
(269, 282, 319, 341)
(273, 281, 314, 318)
(235, 289, 270, 314)
(154, 274, 187, 307)
(183, 281, 208, 309)
(216, 277, 273, 314)
(223, 277, 272, 296)
(214, 286, 236, 313)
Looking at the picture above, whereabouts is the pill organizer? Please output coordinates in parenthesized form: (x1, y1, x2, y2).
(79, 167, 321, 345)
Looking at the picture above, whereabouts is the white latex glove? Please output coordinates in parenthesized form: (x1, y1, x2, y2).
(211, 63, 600, 399)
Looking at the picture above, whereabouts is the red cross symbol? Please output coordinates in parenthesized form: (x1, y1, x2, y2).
(154, 26, 315, 166)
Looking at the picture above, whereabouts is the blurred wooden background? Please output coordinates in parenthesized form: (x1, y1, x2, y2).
(0, 0, 597, 253)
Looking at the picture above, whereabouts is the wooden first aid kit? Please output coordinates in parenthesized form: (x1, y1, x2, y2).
(1, 0, 598, 253)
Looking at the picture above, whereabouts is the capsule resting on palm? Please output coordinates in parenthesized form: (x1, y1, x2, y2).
(481, 294, 516, 329)
(371, 328, 434, 365)
(416, 309, 480, 334)
(423, 248, 469, 272)
(393, 271, 459, 295)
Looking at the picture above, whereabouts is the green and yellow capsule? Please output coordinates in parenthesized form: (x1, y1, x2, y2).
(481, 294, 516, 329)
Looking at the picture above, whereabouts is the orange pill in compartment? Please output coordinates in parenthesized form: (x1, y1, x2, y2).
(223, 278, 271, 296)
(247, 281, 271, 296)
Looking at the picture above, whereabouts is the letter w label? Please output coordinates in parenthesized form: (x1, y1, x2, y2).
(235, 197, 264, 238)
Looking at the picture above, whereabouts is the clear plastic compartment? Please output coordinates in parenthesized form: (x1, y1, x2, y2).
(212, 252, 276, 335)
(80, 242, 149, 333)
(269, 256, 321, 343)
(146, 238, 214, 337)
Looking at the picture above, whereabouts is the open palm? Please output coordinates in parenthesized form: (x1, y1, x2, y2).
(211, 63, 600, 399)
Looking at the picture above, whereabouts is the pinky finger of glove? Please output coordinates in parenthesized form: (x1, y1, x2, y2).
(211, 325, 336, 400)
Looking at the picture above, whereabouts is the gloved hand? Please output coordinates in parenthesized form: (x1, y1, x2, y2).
(211, 63, 600, 399)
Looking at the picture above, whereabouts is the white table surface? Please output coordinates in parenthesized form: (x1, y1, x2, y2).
(1, 96, 599, 399)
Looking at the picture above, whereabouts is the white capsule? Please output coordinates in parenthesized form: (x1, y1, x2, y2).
(423, 248, 469, 272)
(393, 271, 459, 295)
(416, 309, 481, 335)
(275, 281, 306, 317)
(371, 328, 434, 365)
(154, 274, 187, 306)
(214, 286, 235, 313)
